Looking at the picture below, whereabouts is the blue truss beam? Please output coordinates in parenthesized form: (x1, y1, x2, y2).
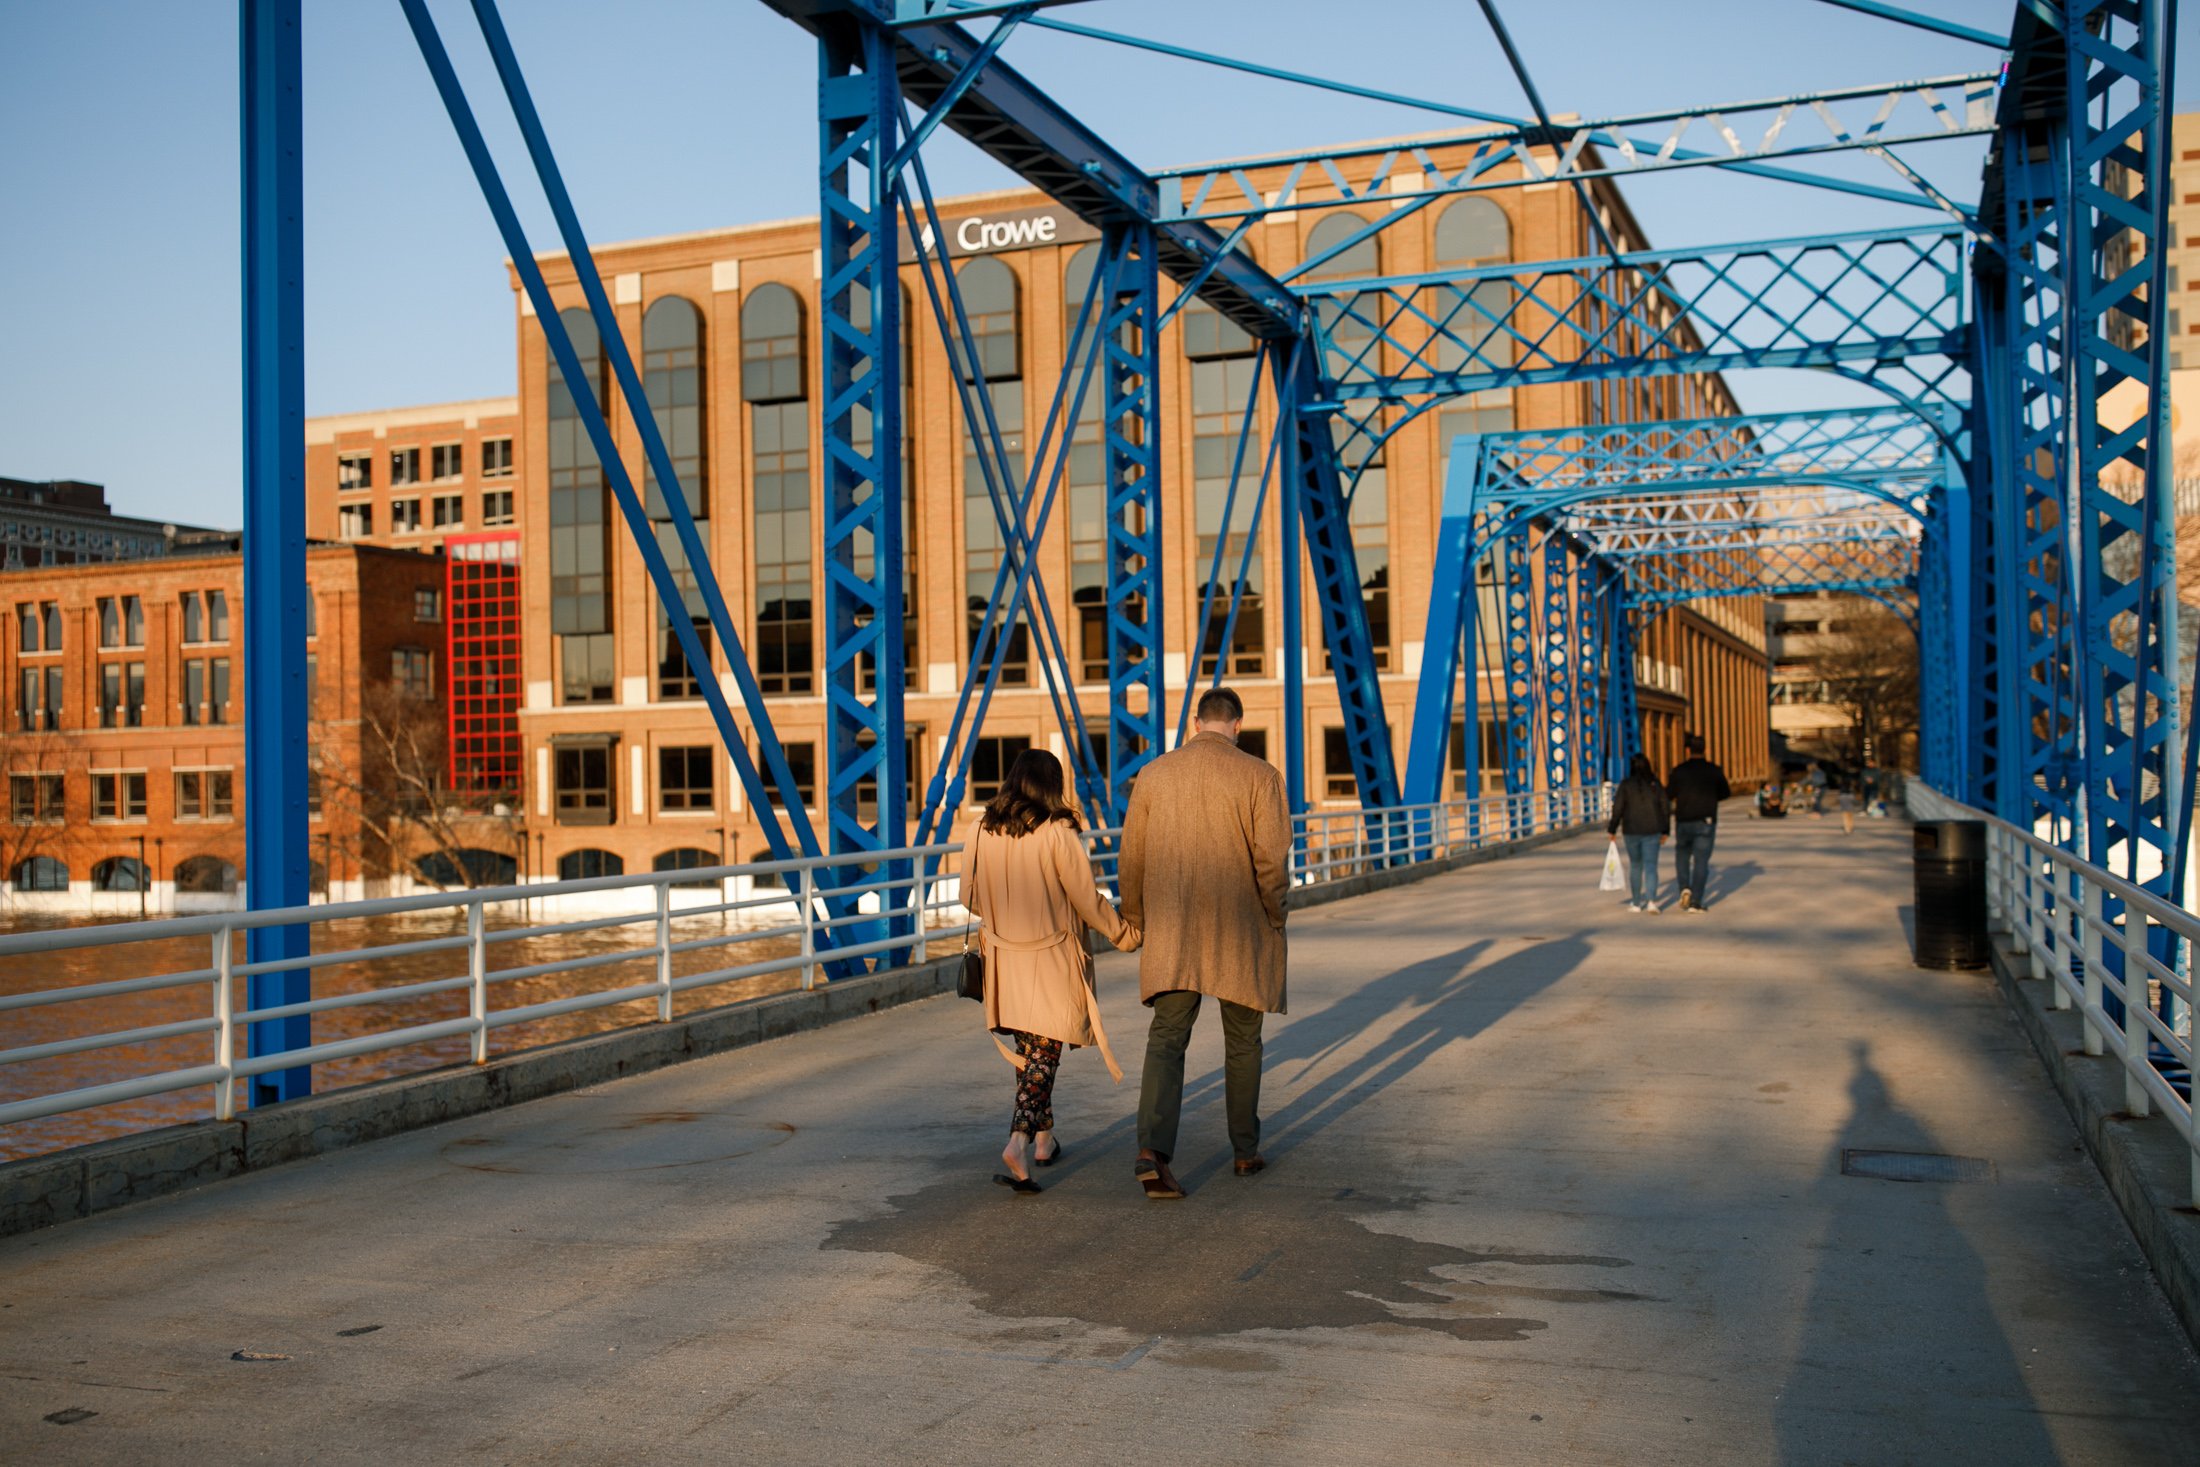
(818, 16, 912, 943)
(1304, 224, 1968, 404)
(1500, 525, 1536, 797)
(1540, 526, 1578, 793)
(1273, 341, 1401, 811)
(1102, 221, 1168, 810)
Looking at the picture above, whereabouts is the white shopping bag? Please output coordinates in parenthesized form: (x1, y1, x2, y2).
(1598, 841, 1626, 892)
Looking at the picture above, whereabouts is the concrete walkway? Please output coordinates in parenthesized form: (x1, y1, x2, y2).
(5, 812, 2198, 1465)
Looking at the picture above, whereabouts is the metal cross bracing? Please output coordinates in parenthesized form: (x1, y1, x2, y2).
(1303, 223, 1971, 406)
(227, 0, 2189, 1089)
(1154, 72, 2000, 232)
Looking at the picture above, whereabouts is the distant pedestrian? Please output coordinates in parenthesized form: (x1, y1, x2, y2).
(1666, 734, 1732, 913)
(1806, 761, 1829, 817)
(1119, 687, 1292, 1200)
(1607, 752, 1672, 913)
(961, 749, 1142, 1196)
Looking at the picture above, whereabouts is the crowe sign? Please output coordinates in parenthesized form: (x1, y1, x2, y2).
(903, 205, 1099, 262)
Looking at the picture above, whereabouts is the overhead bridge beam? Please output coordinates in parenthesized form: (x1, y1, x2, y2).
(763, 0, 1301, 340)
(1155, 71, 1999, 227)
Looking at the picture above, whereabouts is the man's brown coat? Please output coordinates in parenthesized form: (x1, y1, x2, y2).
(1118, 731, 1292, 1014)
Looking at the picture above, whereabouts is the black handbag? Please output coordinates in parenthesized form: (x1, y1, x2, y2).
(959, 833, 985, 1001)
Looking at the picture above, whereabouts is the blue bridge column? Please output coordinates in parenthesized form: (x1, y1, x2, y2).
(240, 0, 312, 1104)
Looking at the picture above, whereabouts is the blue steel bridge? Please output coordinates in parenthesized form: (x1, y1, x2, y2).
(224, 0, 2188, 1097)
(3, 2, 2200, 1456)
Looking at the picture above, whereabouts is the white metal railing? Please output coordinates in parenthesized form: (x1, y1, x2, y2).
(1907, 780, 2198, 1204)
(0, 787, 1603, 1142)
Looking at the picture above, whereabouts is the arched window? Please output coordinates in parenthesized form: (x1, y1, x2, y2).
(744, 284, 813, 695)
(644, 297, 710, 701)
(13, 855, 68, 892)
(1434, 196, 1509, 265)
(414, 848, 519, 889)
(1302, 214, 1381, 360)
(174, 855, 238, 894)
(1432, 196, 1517, 445)
(558, 848, 624, 881)
(550, 307, 614, 704)
(957, 257, 1029, 684)
(92, 856, 147, 892)
(653, 847, 718, 888)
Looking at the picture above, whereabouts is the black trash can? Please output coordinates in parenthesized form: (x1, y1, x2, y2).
(1913, 819, 1989, 970)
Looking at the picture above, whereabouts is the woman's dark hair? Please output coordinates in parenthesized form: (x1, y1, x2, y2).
(1628, 753, 1656, 782)
(979, 749, 1083, 836)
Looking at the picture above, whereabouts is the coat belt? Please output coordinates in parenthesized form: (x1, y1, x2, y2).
(983, 925, 1121, 1084)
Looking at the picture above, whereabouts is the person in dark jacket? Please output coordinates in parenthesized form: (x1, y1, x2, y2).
(1606, 753, 1671, 912)
(1666, 734, 1733, 913)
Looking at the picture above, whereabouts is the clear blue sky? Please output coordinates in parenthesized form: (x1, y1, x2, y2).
(2, 0, 2191, 529)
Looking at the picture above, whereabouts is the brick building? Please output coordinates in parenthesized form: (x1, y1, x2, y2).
(0, 476, 224, 571)
(305, 398, 520, 552)
(0, 543, 455, 915)
(499, 135, 1771, 882)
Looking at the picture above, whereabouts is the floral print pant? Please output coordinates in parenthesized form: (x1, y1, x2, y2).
(1010, 1031, 1064, 1137)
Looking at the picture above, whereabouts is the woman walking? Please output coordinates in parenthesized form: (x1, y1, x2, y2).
(960, 749, 1141, 1195)
(1607, 753, 1672, 913)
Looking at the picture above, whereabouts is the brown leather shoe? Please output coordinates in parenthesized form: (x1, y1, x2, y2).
(1134, 1154, 1184, 1200)
(1233, 1155, 1266, 1177)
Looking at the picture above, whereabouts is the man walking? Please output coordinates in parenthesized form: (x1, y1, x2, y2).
(1667, 733, 1732, 913)
(1119, 687, 1291, 1200)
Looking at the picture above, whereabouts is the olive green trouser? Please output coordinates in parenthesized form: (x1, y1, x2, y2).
(1136, 989, 1264, 1163)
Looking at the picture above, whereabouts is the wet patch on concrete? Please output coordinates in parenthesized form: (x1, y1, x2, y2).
(827, 1176, 1642, 1342)
(438, 1114, 796, 1174)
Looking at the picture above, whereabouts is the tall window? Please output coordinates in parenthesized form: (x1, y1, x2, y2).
(745, 284, 812, 695)
(1432, 197, 1516, 447)
(645, 296, 711, 700)
(1189, 301, 1264, 677)
(1325, 414, 1391, 672)
(958, 256, 1029, 685)
(390, 447, 420, 485)
(338, 453, 372, 490)
(431, 442, 463, 480)
(481, 437, 514, 477)
(550, 308, 614, 703)
(1303, 213, 1381, 365)
(97, 595, 142, 649)
(1064, 244, 1109, 682)
(182, 658, 205, 725)
(969, 735, 1031, 804)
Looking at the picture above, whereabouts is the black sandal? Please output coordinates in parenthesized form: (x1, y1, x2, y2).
(992, 1173, 1042, 1195)
(1034, 1140, 1064, 1167)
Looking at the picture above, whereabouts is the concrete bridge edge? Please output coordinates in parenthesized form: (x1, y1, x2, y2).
(1984, 930, 2200, 1355)
(0, 820, 1600, 1242)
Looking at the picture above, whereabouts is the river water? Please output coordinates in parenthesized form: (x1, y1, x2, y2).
(0, 906, 948, 1162)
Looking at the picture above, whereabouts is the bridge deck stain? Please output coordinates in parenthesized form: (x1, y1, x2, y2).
(826, 1173, 1640, 1343)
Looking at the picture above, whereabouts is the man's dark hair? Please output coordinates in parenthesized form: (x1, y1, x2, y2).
(1683, 733, 1706, 754)
(1196, 687, 1245, 724)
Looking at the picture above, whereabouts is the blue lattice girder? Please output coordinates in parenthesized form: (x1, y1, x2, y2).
(819, 15, 908, 885)
(1101, 221, 1168, 809)
(1541, 530, 1575, 794)
(2061, 0, 2183, 894)
(1275, 348, 1401, 810)
(1303, 224, 1968, 404)
(1499, 523, 1536, 798)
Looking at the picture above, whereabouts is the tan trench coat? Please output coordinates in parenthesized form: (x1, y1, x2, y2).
(1118, 731, 1292, 1014)
(960, 819, 1140, 1079)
